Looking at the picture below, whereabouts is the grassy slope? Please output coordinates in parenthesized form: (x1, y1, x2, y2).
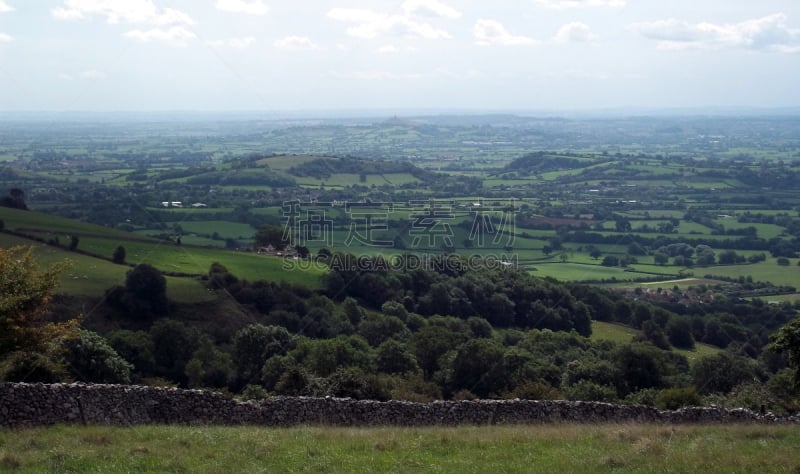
(591, 321, 721, 364)
(0, 424, 797, 473)
(0, 233, 213, 302)
(0, 207, 325, 295)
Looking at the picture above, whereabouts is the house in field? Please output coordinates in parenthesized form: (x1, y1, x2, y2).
(160, 201, 183, 208)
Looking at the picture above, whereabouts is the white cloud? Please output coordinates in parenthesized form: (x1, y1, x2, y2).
(631, 13, 800, 53)
(544, 69, 610, 80)
(0, 0, 13, 13)
(51, 7, 84, 20)
(50, 1, 193, 25)
(474, 19, 537, 46)
(207, 36, 256, 49)
(401, 0, 461, 19)
(0, 32, 12, 43)
(125, 26, 196, 45)
(274, 35, 318, 51)
(533, 0, 625, 9)
(553, 22, 597, 43)
(378, 44, 400, 54)
(51, 1, 196, 45)
(327, 7, 452, 40)
(58, 72, 74, 80)
(377, 44, 418, 54)
(333, 70, 423, 81)
(215, 0, 269, 16)
(80, 69, 106, 79)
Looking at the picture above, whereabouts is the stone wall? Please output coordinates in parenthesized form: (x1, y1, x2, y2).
(1, 383, 796, 428)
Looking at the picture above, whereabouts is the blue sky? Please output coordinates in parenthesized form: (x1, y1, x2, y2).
(0, 0, 799, 112)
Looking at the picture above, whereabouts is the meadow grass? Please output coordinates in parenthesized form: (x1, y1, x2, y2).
(0, 233, 214, 301)
(0, 207, 138, 240)
(0, 423, 796, 473)
(591, 321, 721, 363)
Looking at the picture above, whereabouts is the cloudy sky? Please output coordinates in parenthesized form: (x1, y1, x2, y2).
(0, 0, 799, 112)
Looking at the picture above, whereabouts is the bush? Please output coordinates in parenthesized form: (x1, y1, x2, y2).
(623, 388, 659, 407)
(64, 330, 132, 384)
(240, 384, 269, 401)
(505, 381, 559, 400)
(655, 387, 701, 410)
(562, 380, 618, 402)
(0, 351, 67, 383)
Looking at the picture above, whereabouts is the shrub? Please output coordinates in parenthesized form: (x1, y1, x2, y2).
(655, 387, 701, 410)
(562, 380, 618, 402)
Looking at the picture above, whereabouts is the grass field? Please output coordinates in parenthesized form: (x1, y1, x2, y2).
(0, 424, 797, 473)
(0, 233, 214, 302)
(591, 321, 721, 363)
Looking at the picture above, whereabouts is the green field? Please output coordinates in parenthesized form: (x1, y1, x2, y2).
(591, 321, 721, 363)
(0, 233, 213, 301)
(0, 207, 326, 293)
(705, 260, 800, 287)
(0, 424, 796, 473)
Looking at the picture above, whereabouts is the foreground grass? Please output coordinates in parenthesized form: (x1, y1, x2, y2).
(0, 424, 798, 473)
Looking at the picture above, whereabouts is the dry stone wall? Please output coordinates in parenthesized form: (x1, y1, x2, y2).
(1, 383, 796, 428)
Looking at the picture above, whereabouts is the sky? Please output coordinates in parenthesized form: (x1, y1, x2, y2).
(0, 0, 799, 112)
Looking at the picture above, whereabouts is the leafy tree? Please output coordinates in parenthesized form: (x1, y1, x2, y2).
(68, 235, 79, 251)
(112, 245, 126, 264)
(124, 264, 168, 316)
(655, 387, 702, 410)
(0, 246, 78, 369)
(772, 317, 800, 387)
(107, 330, 156, 375)
(717, 250, 738, 265)
(562, 380, 618, 402)
(326, 367, 390, 400)
(447, 339, 507, 398)
(413, 324, 468, 379)
(294, 335, 374, 377)
(150, 319, 198, 384)
(232, 324, 294, 386)
(667, 317, 695, 349)
(64, 330, 132, 384)
(207, 262, 238, 289)
(691, 353, 757, 395)
(254, 224, 288, 249)
(185, 336, 233, 389)
(601, 255, 619, 267)
(0, 188, 28, 210)
(562, 359, 621, 393)
(376, 339, 419, 374)
(357, 313, 410, 347)
(642, 320, 671, 350)
(612, 343, 673, 394)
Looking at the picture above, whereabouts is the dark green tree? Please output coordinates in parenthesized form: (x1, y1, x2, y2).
(376, 339, 419, 374)
(667, 317, 695, 349)
(150, 320, 198, 384)
(232, 324, 294, 386)
(64, 330, 132, 384)
(185, 336, 234, 389)
(772, 317, 800, 387)
(124, 264, 168, 316)
(112, 245, 126, 264)
(691, 353, 756, 394)
(254, 224, 288, 249)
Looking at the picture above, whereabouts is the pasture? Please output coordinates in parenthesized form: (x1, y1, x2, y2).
(0, 424, 796, 473)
